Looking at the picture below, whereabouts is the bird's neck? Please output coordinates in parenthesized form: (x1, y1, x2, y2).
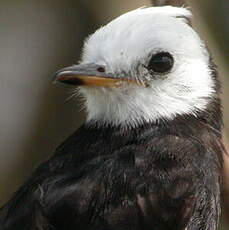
(55, 99, 223, 170)
(83, 93, 222, 133)
(81, 78, 218, 128)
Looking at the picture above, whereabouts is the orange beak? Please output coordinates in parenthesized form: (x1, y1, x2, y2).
(54, 63, 139, 87)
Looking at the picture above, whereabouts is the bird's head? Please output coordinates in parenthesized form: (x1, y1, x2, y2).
(55, 6, 216, 127)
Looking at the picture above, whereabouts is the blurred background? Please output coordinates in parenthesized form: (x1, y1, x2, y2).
(0, 0, 228, 229)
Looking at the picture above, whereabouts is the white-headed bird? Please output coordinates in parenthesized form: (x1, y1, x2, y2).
(0, 6, 224, 230)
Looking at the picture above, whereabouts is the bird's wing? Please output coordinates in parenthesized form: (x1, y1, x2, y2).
(0, 128, 222, 230)
(0, 160, 52, 230)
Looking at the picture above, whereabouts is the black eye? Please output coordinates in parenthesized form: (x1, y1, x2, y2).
(97, 66, 105, 73)
(148, 52, 174, 73)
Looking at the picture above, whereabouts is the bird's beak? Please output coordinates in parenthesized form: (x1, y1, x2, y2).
(53, 63, 139, 87)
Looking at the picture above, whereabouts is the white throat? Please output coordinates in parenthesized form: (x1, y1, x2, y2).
(80, 61, 215, 127)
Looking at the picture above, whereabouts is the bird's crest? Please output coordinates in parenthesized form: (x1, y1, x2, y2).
(121, 6, 192, 24)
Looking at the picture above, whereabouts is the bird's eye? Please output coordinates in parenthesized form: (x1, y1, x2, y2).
(148, 52, 174, 74)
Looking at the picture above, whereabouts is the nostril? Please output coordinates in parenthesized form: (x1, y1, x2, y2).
(97, 67, 105, 73)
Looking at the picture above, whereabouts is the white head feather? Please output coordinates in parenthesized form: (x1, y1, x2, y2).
(79, 6, 215, 127)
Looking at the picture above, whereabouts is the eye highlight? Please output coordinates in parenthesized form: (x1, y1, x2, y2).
(148, 52, 174, 74)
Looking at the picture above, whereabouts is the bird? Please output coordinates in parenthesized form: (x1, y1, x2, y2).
(0, 6, 225, 230)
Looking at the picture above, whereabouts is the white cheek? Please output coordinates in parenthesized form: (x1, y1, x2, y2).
(79, 58, 214, 127)
(149, 59, 214, 118)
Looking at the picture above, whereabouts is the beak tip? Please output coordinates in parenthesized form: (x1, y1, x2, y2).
(52, 70, 66, 84)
